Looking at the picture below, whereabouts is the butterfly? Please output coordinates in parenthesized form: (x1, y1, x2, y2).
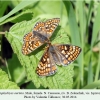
(22, 18, 60, 55)
(36, 43, 81, 76)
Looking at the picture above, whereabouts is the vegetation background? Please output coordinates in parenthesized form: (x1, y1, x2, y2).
(0, 0, 100, 89)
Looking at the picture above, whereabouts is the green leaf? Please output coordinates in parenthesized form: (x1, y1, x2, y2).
(63, 1, 82, 87)
(0, 1, 9, 17)
(85, 1, 94, 85)
(6, 18, 74, 89)
(63, 1, 81, 46)
(88, 2, 100, 84)
(83, 80, 100, 89)
(91, 3, 100, 49)
(94, 50, 100, 81)
(0, 69, 19, 89)
(0, 9, 34, 25)
(0, 0, 37, 23)
(8, 54, 26, 84)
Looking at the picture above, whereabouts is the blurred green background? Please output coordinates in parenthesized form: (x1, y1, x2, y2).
(0, 0, 100, 89)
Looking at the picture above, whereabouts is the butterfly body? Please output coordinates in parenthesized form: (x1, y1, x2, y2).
(33, 31, 49, 43)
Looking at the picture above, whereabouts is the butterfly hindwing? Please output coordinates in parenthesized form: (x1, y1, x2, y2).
(36, 44, 81, 76)
(36, 47, 57, 76)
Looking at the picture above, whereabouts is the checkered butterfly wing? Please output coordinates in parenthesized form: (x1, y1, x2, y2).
(36, 44, 81, 76)
(22, 18, 60, 55)
(36, 47, 57, 76)
(22, 32, 44, 55)
(33, 18, 60, 38)
(54, 44, 81, 66)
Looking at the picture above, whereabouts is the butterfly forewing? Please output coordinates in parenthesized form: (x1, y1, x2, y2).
(22, 32, 44, 55)
(36, 47, 57, 76)
(34, 18, 60, 38)
(22, 18, 60, 55)
(44, 18, 60, 37)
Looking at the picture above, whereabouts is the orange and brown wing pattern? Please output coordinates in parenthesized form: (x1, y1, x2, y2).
(55, 44, 81, 66)
(33, 18, 60, 38)
(22, 32, 44, 55)
(36, 47, 57, 76)
(22, 18, 60, 55)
